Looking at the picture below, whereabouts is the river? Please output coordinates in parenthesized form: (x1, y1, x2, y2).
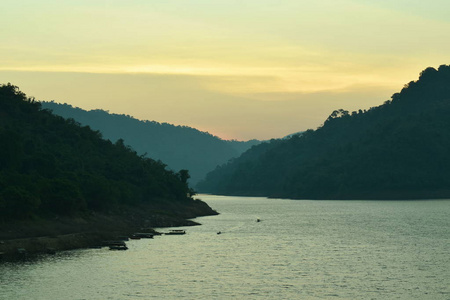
(1, 195, 449, 299)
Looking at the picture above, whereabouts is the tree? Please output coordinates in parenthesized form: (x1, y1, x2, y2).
(178, 169, 190, 184)
(0, 186, 40, 219)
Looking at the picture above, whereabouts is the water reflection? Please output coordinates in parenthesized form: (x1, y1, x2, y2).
(1, 196, 450, 299)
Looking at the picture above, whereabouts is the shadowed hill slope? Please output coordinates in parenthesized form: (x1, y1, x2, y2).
(40, 102, 260, 185)
(197, 65, 450, 199)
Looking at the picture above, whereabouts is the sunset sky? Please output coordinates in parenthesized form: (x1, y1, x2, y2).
(1, 0, 449, 140)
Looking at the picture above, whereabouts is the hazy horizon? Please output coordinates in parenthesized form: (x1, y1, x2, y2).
(2, 0, 449, 140)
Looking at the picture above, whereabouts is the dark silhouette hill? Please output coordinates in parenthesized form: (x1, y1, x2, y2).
(197, 65, 450, 199)
(40, 102, 260, 185)
(0, 83, 216, 223)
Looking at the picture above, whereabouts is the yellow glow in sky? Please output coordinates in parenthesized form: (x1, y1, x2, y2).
(1, 0, 450, 140)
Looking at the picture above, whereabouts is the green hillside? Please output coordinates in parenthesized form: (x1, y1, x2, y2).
(0, 83, 215, 222)
(197, 65, 450, 199)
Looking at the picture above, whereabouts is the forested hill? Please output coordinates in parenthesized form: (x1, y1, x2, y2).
(0, 83, 214, 221)
(197, 65, 450, 200)
(40, 102, 260, 185)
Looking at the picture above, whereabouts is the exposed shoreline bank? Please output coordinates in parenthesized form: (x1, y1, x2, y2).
(0, 199, 218, 261)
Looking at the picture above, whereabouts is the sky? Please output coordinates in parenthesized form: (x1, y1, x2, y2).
(1, 0, 450, 140)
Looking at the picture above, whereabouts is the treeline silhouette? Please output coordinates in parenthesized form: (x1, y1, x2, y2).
(0, 83, 203, 221)
(40, 102, 260, 185)
(197, 65, 450, 199)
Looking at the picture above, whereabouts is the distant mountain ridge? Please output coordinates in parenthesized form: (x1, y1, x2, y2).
(40, 102, 260, 185)
(197, 65, 450, 199)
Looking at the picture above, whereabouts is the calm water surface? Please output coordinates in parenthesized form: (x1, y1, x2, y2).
(1, 195, 449, 299)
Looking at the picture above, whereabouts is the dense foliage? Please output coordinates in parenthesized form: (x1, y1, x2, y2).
(197, 65, 450, 199)
(40, 102, 260, 185)
(0, 84, 196, 221)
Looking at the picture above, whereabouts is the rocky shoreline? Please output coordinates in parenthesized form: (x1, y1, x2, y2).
(0, 199, 218, 261)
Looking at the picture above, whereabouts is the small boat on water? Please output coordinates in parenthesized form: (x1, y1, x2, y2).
(109, 245, 128, 250)
(105, 240, 128, 250)
(103, 240, 127, 247)
(132, 233, 154, 238)
(165, 230, 186, 235)
(139, 228, 162, 236)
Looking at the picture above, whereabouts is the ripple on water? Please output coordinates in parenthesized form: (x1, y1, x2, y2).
(1, 196, 449, 299)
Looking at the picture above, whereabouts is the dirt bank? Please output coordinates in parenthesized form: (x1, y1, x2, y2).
(0, 199, 218, 261)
